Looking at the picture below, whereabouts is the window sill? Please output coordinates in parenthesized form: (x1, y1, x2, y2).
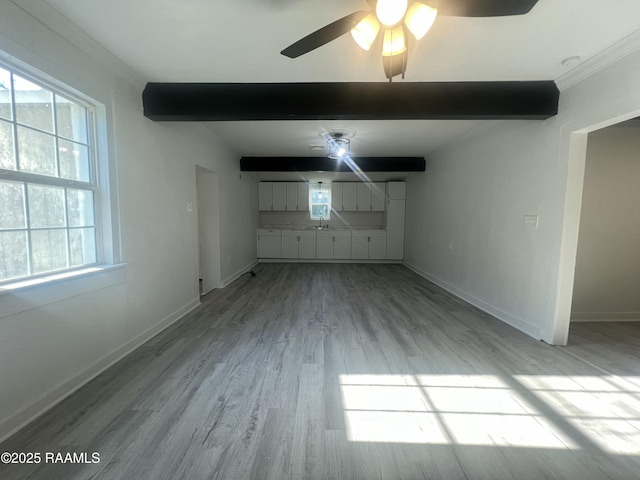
(0, 264, 126, 319)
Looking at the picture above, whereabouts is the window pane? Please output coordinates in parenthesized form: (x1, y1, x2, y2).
(311, 205, 330, 219)
(69, 227, 96, 266)
(311, 189, 330, 204)
(31, 229, 67, 274)
(67, 189, 94, 227)
(0, 67, 11, 120)
(28, 184, 66, 227)
(0, 180, 26, 229)
(59, 139, 90, 182)
(0, 231, 28, 281)
(0, 119, 15, 170)
(13, 74, 54, 133)
(17, 126, 56, 176)
(55, 95, 88, 144)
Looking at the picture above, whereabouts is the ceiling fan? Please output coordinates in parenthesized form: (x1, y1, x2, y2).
(281, 0, 539, 81)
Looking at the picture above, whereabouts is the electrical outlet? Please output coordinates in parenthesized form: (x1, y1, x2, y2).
(186, 201, 194, 213)
(523, 215, 539, 229)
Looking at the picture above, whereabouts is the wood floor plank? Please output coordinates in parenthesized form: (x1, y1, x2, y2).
(1, 264, 639, 480)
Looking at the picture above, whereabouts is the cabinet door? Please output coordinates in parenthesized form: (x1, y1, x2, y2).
(342, 183, 357, 211)
(272, 183, 287, 211)
(258, 235, 281, 258)
(371, 182, 386, 211)
(281, 236, 298, 258)
(298, 236, 316, 259)
(386, 199, 405, 260)
(368, 236, 387, 259)
(286, 183, 298, 211)
(297, 183, 309, 212)
(316, 237, 333, 259)
(331, 183, 343, 212)
(356, 183, 371, 211)
(333, 237, 351, 259)
(351, 236, 368, 259)
(387, 182, 406, 200)
(258, 183, 272, 211)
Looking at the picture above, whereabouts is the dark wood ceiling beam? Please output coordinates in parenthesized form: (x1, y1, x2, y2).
(143, 82, 559, 121)
(240, 156, 426, 172)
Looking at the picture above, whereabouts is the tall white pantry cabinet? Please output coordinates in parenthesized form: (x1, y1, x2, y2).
(385, 182, 406, 260)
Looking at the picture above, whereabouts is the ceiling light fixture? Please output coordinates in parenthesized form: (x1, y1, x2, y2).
(326, 132, 351, 160)
(351, 0, 438, 81)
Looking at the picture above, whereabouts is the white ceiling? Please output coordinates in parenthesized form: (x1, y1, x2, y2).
(26, 0, 640, 160)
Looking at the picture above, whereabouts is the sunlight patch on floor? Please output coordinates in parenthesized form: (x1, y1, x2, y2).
(514, 375, 640, 455)
(340, 374, 578, 449)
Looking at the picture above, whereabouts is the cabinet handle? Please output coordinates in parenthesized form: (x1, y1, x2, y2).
(333, 237, 335, 242)
(297, 236, 300, 241)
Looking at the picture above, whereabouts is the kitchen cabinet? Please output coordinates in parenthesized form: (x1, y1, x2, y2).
(286, 183, 298, 211)
(281, 230, 316, 259)
(257, 229, 281, 258)
(387, 181, 406, 200)
(258, 183, 273, 211)
(342, 183, 357, 211)
(316, 230, 351, 259)
(385, 182, 406, 260)
(297, 183, 309, 211)
(331, 183, 343, 212)
(351, 230, 387, 259)
(371, 182, 386, 211)
(356, 183, 371, 211)
(272, 183, 287, 211)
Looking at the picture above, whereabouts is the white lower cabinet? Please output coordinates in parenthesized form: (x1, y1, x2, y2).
(257, 228, 385, 261)
(281, 230, 316, 259)
(257, 229, 282, 258)
(316, 230, 351, 259)
(351, 230, 387, 260)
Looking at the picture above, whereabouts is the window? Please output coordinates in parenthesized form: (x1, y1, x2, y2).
(309, 183, 331, 220)
(0, 62, 99, 284)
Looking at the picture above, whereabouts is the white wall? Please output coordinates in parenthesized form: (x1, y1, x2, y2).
(404, 42, 640, 345)
(0, 2, 257, 441)
(571, 125, 640, 320)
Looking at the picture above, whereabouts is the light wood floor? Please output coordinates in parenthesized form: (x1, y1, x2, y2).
(1, 264, 639, 479)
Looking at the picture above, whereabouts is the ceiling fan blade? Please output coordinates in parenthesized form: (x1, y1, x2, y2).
(281, 10, 368, 58)
(365, 0, 376, 7)
(426, 0, 538, 17)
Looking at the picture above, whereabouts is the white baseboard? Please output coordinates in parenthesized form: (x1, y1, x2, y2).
(221, 260, 259, 287)
(403, 262, 543, 340)
(0, 297, 201, 444)
(571, 312, 640, 322)
(258, 259, 402, 264)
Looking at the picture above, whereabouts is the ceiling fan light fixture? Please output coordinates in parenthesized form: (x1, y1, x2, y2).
(382, 25, 406, 56)
(376, 0, 408, 27)
(404, 2, 438, 40)
(351, 13, 381, 51)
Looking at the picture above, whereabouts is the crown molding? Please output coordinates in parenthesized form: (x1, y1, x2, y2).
(11, 0, 145, 90)
(556, 28, 640, 91)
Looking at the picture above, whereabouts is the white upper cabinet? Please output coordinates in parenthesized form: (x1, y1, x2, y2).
(331, 183, 343, 212)
(370, 182, 386, 211)
(387, 181, 406, 200)
(258, 183, 273, 211)
(272, 183, 287, 211)
(342, 183, 357, 211)
(297, 183, 309, 211)
(356, 183, 371, 211)
(286, 182, 298, 211)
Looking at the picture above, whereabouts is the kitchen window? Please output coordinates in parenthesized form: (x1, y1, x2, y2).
(0, 61, 101, 285)
(309, 183, 331, 220)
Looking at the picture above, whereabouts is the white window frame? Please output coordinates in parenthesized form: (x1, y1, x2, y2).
(309, 183, 331, 221)
(0, 54, 120, 298)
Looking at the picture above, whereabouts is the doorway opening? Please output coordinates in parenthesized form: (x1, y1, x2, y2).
(553, 112, 640, 345)
(196, 166, 222, 295)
